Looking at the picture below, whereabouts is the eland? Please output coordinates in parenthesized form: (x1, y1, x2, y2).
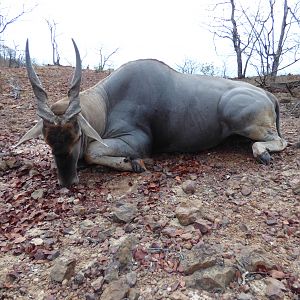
(16, 40, 287, 187)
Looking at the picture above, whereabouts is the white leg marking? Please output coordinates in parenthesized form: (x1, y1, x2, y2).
(252, 138, 288, 158)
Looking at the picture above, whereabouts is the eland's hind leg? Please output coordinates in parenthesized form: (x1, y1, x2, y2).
(219, 88, 287, 165)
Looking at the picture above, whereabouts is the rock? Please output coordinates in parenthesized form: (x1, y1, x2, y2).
(225, 188, 235, 197)
(85, 293, 97, 300)
(269, 270, 285, 279)
(50, 257, 76, 283)
(74, 272, 85, 285)
(127, 288, 140, 300)
(30, 238, 44, 246)
(170, 290, 190, 300)
(47, 250, 60, 261)
(104, 261, 120, 283)
(114, 235, 138, 270)
(291, 279, 300, 294)
(175, 201, 203, 226)
(0, 159, 8, 171)
(126, 271, 137, 287)
(292, 183, 300, 195)
(241, 186, 252, 196)
(162, 226, 178, 237)
(180, 244, 221, 275)
(248, 279, 267, 299)
(31, 189, 44, 200)
(112, 203, 138, 223)
(5, 158, 17, 168)
(266, 219, 277, 226)
(181, 180, 196, 194)
(45, 212, 59, 221)
(73, 205, 87, 215)
(237, 247, 277, 272)
(100, 278, 130, 300)
(91, 276, 104, 292)
(194, 219, 212, 234)
(265, 278, 286, 299)
(80, 219, 95, 229)
(26, 228, 45, 238)
(237, 292, 254, 300)
(185, 265, 236, 291)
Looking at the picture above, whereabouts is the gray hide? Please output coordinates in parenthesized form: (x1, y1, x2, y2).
(84, 59, 287, 167)
(17, 45, 287, 186)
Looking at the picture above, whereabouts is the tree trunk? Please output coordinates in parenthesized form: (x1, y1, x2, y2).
(230, 0, 244, 78)
(271, 0, 288, 77)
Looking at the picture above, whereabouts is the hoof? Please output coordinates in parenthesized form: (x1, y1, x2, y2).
(127, 158, 147, 173)
(257, 151, 271, 165)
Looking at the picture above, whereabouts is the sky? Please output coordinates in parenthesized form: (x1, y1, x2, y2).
(1, 0, 300, 76)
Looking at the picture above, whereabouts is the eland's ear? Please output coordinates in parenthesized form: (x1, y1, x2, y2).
(77, 114, 108, 147)
(13, 119, 43, 148)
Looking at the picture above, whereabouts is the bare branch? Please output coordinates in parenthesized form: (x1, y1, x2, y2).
(0, 4, 36, 35)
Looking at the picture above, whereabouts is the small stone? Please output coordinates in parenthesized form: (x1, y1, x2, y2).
(0, 159, 8, 171)
(181, 232, 193, 240)
(194, 219, 211, 234)
(241, 186, 252, 196)
(237, 292, 254, 300)
(237, 247, 278, 272)
(292, 183, 300, 195)
(185, 265, 236, 291)
(266, 219, 277, 226)
(100, 278, 130, 300)
(181, 180, 196, 194)
(104, 261, 120, 283)
(225, 188, 235, 197)
(45, 212, 59, 221)
(114, 235, 138, 270)
(126, 271, 137, 287)
(74, 272, 85, 285)
(112, 203, 138, 223)
(180, 244, 221, 275)
(26, 228, 44, 238)
(50, 257, 76, 283)
(73, 205, 87, 215)
(265, 278, 286, 299)
(85, 293, 96, 300)
(31, 189, 44, 200)
(175, 201, 203, 226)
(127, 288, 140, 300)
(47, 250, 60, 261)
(269, 270, 285, 279)
(34, 249, 46, 260)
(91, 276, 104, 292)
(5, 158, 17, 168)
(80, 219, 95, 229)
(239, 223, 248, 232)
(30, 238, 44, 246)
(291, 280, 300, 294)
(170, 290, 189, 300)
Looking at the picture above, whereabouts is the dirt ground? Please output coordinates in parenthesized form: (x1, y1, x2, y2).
(0, 66, 299, 300)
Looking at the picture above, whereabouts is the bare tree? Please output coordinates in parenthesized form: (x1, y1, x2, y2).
(176, 58, 217, 76)
(207, 0, 300, 79)
(95, 46, 119, 72)
(206, 0, 261, 78)
(248, 0, 300, 78)
(46, 19, 60, 65)
(176, 58, 200, 74)
(0, 4, 34, 35)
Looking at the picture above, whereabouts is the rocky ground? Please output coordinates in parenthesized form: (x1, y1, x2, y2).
(0, 66, 299, 300)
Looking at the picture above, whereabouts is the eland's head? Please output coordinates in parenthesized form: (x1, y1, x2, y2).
(15, 39, 107, 187)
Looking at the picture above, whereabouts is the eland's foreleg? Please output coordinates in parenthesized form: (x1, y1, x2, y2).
(84, 133, 151, 172)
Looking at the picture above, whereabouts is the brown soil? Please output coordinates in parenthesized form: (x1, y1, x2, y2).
(0, 66, 299, 300)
